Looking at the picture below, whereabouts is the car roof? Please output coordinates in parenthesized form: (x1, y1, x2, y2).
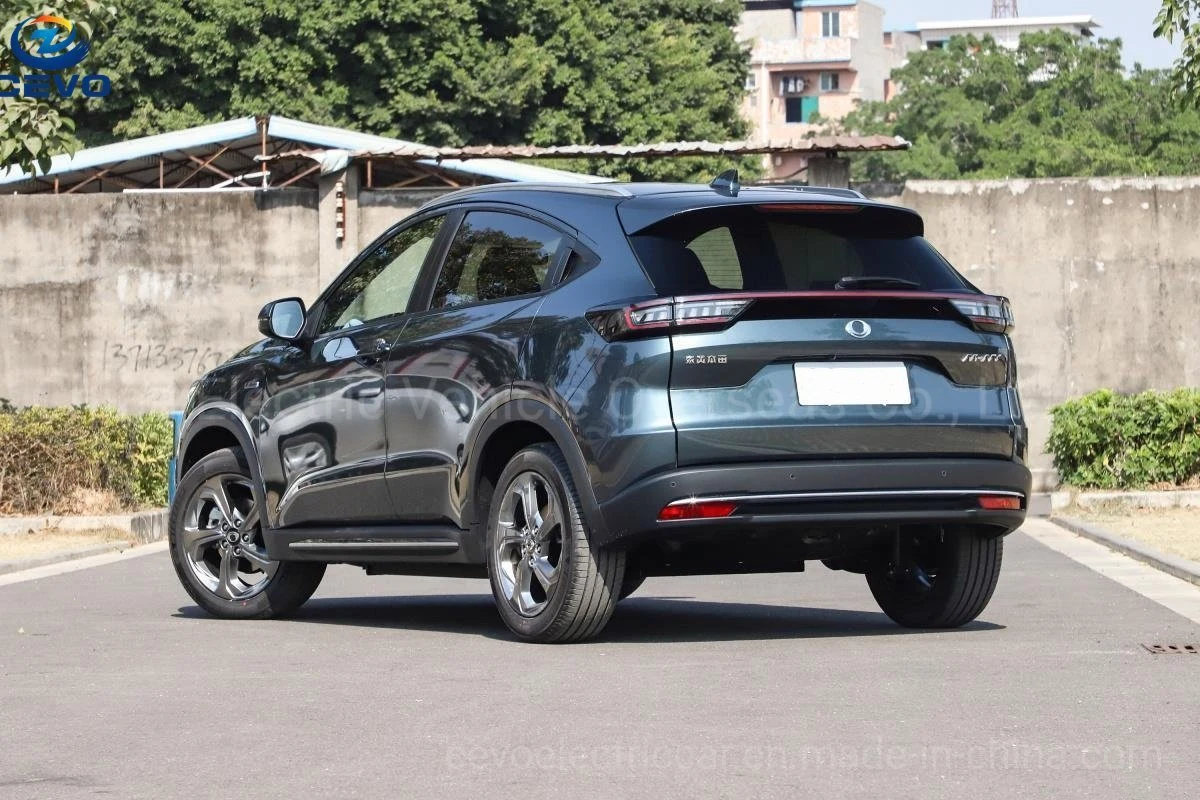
(427, 181, 868, 203)
(421, 181, 924, 237)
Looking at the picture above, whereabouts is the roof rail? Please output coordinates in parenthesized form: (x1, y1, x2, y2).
(419, 181, 630, 207)
(766, 185, 867, 200)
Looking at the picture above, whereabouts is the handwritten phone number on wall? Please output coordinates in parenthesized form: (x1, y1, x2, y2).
(105, 343, 225, 375)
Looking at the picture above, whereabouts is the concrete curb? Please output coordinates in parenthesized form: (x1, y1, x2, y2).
(1051, 490, 1200, 513)
(0, 508, 167, 539)
(130, 509, 168, 544)
(1051, 515, 1200, 588)
(0, 509, 167, 575)
(0, 542, 129, 576)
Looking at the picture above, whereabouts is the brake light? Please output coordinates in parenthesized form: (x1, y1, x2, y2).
(756, 203, 862, 214)
(658, 499, 739, 521)
(950, 297, 1014, 334)
(589, 297, 752, 341)
(978, 495, 1022, 510)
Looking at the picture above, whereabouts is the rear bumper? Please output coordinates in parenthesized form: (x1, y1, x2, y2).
(595, 458, 1032, 548)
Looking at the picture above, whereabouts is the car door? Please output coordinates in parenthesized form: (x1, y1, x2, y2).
(382, 208, 569, 525)
(258, 214, 448, 527)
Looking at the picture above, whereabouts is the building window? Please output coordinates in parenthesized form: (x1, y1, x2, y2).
(745, 73, 757, 91)
(822, 11, 840, 38)
(819, 72, 841, 92)
(785, 97, 820, 124)
(927, 39, 947, 50)
(779, 74, 807, 95)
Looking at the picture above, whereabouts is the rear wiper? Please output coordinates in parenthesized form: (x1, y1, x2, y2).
(834, 276, 921, 290)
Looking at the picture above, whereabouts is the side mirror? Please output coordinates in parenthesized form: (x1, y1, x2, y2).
(258, 297, 307, 341)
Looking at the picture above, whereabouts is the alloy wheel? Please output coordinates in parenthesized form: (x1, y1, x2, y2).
(181, 474, 278, 601)
(494, 471, 565, 617)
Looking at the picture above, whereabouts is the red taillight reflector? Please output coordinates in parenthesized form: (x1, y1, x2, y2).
(978, 495, 1022, 510)
(658, 500, 739, 521)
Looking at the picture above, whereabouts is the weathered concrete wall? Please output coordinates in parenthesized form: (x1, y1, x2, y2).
(896, 177, 1200, 484)
(0, 185, 441, 414)
(357, 188, 448, 244)
(0, 191, 320, 411)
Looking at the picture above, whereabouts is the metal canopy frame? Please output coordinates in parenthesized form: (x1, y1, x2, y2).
(1, 117, 498, 194)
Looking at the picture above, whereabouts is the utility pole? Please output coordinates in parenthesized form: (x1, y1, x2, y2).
(992, 0, 1019, 17)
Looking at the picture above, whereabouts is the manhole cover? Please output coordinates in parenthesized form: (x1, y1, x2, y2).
(1141, 644, 1199, 655)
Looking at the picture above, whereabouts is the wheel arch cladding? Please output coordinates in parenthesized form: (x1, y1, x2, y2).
(179, 424, 243, 477)
(469, 401, 609, 543)
(177, 407, 260, 485)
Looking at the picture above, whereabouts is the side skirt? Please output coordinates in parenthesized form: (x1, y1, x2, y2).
(264, 524, 485, 565)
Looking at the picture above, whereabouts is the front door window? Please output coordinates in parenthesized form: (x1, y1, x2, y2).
(319, 216, 445, 335)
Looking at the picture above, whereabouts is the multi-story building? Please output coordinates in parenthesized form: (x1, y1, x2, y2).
(739, 2, 1100, 181)
(918, 15, 1102, 51)
(738, 0, 914, 180)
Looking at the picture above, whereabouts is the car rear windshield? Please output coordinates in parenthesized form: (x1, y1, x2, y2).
(628, 205, 975, 295)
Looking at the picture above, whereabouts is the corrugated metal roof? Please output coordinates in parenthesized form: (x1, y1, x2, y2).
(264, 117, 607, 184)
(0, 117, 261, 184)
(264, 135, 909, 165)
(0, 115, 606, 187)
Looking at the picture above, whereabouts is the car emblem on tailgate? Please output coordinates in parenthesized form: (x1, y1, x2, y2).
(845, 320, 872, 339)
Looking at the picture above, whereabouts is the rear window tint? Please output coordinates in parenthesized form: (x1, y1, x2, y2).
(630, 206, 972, 295)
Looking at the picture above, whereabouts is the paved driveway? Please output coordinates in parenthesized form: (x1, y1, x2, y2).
(1, 520, 1197, 799)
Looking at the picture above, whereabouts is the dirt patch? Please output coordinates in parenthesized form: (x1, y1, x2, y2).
(1066, 507, 1200, 563)
(0, 528, 134, 562)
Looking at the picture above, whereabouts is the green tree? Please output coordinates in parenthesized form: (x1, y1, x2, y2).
(835, 31, 1200, 182)
(0, 2, 114, 175)
(66, 0, 752, 181)
(1155, 0, 1200, 104)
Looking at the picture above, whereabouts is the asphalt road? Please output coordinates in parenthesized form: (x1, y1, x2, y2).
(1, 520, 1197, 800)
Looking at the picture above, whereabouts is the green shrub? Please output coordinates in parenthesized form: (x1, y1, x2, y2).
(1047, 389, 1200, 489)
(0, 404, 174, 515)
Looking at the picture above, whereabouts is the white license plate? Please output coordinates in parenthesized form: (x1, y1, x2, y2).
(794, 362, 912, 406)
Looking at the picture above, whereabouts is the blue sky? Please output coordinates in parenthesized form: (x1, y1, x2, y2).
(876, 1, 1181, 69)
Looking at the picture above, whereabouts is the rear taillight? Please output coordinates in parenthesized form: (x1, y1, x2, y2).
(658, 499, 739, 521)
(950, 297, 1014, 335)
(588, 297, 752, 341)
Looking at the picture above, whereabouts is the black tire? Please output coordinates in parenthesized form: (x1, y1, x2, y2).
(486, 443, 625, 643)
(169, 447, 325, 619)
(618, 569, 646, 601)
(866, 527, 1003, 628)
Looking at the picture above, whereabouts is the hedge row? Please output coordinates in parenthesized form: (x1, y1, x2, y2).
(1047, 389, 1200, 489)
(0, 402, 173, 515)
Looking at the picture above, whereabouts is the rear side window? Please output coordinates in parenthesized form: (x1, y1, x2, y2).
(432, 211, 563, 308)
(630, 206, 972, 295)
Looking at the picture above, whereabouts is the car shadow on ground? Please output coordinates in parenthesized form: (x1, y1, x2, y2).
(176, 594, 1003, 643)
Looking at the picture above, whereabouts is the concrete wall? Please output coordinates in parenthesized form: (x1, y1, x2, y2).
(0, 182, 437, 413)
(2, 175, 1197, 489)
(0, 190, 319, 411)
(893, 177, 1200, 486)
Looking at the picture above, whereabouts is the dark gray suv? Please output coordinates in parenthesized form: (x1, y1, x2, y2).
(170, 180, 1030, 642)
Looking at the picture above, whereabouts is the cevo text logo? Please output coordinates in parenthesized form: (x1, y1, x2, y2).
(1, 14, 111, 98)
